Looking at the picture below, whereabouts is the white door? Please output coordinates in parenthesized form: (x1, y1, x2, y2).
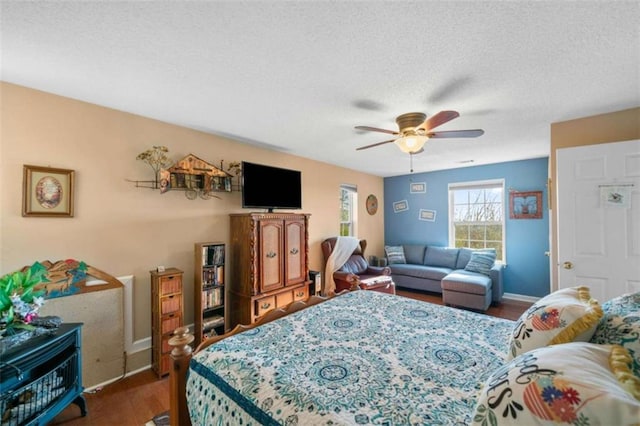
(556, 139, 640, 302)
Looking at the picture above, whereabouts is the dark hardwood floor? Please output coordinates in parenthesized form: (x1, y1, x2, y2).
(50, 369, 168, 426)
(50, 290, 531, 425)
(395, 288, 532, 321)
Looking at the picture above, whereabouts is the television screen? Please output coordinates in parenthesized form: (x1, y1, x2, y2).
(241, 161, 302, 211)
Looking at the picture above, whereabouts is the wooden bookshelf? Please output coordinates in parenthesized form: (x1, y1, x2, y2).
(194, 242, 226, 346)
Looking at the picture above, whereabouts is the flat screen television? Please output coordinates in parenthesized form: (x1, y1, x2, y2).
(241, 161, 302, 212)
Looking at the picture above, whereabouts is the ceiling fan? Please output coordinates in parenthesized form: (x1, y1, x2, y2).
(355, 111, 484, 154)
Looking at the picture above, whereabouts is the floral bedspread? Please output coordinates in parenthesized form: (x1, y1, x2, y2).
(187, 290, 514, 425)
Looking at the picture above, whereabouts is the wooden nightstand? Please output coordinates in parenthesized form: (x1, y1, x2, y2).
(150, 268, 183, 377)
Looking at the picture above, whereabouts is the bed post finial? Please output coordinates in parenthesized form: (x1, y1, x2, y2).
(169, 326, 194, 426)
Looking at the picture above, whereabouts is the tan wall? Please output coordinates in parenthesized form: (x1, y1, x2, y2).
(549, 107, 640, 289)
(0, 82, 384, 371)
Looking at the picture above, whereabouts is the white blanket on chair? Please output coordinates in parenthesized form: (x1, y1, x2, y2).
(324, 236, 360, 295)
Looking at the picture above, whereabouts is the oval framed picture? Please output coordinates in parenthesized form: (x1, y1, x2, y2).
(22, 164, 75, 217)
(366, 194, 378, 215)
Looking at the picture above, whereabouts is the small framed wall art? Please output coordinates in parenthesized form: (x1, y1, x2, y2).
(419, 209, 436, 222)
(22, 165, 75, 217)
(509, 190, 542, 219)
(599, 184, 632, 208)
(410, 182, 427, 193)
(393, 200, 409, 213)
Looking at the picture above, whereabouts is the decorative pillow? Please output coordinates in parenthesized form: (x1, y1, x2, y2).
(472, 342, 640, 425)
(456, 247, 496, 270)
(384, 245, 406, 265)
(464, 251, 496, 276)
(590, 291, 640, 377)
(507, 286, 603, 360)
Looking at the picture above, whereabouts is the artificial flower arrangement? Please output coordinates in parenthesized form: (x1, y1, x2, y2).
(0, 262, 48, 336)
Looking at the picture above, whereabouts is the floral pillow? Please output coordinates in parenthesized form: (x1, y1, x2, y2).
(507, 286, 603, 360)
(590, 291, 640, 377)
(473, 342, 640, 425)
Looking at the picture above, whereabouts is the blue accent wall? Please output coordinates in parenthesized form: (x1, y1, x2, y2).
(384, 157, 550, 298)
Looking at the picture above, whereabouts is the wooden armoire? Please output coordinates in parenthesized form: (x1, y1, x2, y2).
(228, 212, 310, 328)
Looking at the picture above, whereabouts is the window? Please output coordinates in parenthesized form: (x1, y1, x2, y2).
(448, 180, 505, 262)
(340, 184, 357, 236)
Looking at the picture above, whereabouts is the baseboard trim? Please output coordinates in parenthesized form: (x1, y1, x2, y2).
(127, 323, 194, 355)
(503, 292, 540, 303)
(84, 365, 153, 393)
(125, 365, 152, 378)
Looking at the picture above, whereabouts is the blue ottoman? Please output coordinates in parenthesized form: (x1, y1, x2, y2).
(441, 270, 492, 311)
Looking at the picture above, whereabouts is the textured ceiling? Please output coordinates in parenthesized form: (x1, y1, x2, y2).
(2, 1, 639, 177)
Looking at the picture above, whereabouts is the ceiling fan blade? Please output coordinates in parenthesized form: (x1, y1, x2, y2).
(354, 125, 399, 135)
(421, 110, 460, 131)
(428, 129, 484, 138)
(356, 139, 396, 150)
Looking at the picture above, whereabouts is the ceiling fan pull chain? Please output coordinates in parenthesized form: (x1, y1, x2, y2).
(410, 153, 414, 173)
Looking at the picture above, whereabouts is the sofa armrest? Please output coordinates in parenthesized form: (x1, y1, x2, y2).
(365, 265, 391, 276)
(489, 263, 504, 303)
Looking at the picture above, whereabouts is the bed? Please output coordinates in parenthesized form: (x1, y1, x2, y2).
(169, 288, 640, 425)
(170, 290, 513, 425)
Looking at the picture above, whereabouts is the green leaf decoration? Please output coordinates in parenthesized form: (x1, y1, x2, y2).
(0, 261, 48, 328)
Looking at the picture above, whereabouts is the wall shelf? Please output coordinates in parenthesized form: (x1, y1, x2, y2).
(129, 154, 240, 199)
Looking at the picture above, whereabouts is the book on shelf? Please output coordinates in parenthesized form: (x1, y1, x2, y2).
(216, 265, 224, 285)
(202, 244, 225, 266)
(201, 266, 224, 286)
(202, 315, 224, 331)
(201, 287, 223, 309)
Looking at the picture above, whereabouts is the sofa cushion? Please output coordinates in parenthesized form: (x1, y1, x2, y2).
(384, 245, 406, 264)
(402, 244, 426, 265)
(389, 264, 451, 281)
(465, 251, 496, 276)
(423, 246, 459, 269)
(442, 271, 492, 295)
(456, 247, 496, 269)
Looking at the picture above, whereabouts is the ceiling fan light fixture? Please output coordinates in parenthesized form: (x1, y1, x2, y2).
(394, 133, 429, 153)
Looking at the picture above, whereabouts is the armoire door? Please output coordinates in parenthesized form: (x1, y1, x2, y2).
(258, 219, 284, 293)
(284, 218, 306, 286)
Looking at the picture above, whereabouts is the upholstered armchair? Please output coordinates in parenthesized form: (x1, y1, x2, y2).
(321, 237, 393, 294)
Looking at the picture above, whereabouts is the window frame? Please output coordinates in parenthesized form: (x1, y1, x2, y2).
(448, 179, 506, 263)
(339, 184, 357, 237)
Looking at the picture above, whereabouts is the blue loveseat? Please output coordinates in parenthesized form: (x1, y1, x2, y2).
(385, 244, 504, 311)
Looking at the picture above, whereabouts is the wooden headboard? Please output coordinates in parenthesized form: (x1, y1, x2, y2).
(27, 259, 122, 298)
(28, 259, 125, 388)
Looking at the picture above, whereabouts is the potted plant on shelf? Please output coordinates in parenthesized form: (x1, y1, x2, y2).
(0, 262, 49, 350)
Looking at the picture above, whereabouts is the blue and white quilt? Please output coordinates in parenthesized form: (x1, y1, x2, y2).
(187, 290, 514, 425)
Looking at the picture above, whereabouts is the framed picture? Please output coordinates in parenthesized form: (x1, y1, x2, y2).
(22, 165, 75, 217)
(599, 184, 632, 209)
(419, 209, 436, 222)
(393, 200, 409, 213)
(509, 190, 542, 219)
(410, 182, 427, 194)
